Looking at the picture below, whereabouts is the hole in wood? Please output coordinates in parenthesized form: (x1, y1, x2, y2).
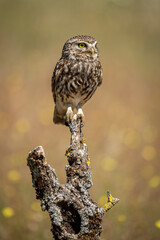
(57, 201, 81, 234)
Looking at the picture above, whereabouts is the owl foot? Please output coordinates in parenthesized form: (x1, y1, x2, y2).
(77, 105, 85, 127)
(66, 104, 73, 124)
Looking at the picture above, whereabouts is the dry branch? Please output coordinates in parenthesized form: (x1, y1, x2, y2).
(27, 115, 119, 240)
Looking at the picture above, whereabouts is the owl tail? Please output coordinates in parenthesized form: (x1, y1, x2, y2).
(53, 107, 66, 125)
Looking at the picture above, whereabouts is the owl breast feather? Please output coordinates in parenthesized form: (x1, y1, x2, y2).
(52, 58, 102, 107)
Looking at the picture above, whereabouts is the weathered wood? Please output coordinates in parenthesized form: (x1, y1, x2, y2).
(27, 115, 119, 240)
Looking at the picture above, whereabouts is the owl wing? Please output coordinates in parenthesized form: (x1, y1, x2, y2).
(97, 61, 103, 86)
(51, 58, 66, 103)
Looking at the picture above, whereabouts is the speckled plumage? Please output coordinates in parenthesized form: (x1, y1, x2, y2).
(51, 35, 103, 125)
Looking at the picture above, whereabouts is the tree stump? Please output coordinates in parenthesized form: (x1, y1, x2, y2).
(27, 115, 119, 240)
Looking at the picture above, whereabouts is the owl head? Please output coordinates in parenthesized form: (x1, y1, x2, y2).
(62, 35, 99, 61)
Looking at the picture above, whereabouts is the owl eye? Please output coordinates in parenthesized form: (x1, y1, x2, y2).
(78, 43, 87, 48)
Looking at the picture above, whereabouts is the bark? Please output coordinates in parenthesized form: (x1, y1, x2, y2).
(27, 115, 119, 240)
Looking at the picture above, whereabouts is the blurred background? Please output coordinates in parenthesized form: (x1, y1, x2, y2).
(0, 0, 160, 239)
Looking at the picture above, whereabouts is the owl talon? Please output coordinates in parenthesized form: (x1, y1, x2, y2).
(77, 106, 85, 126)
(66, 104, 73, 124)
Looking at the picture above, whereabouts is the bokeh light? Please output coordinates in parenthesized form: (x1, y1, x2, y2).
(102, 157, 117, 172)
(8, 170, 20, 182)
(123, 128, 141, 149)
(141, 145, 157, 161)
(155, 220, 160, 229)
(2, 207, 14, 218)
(117, 214, 127, 223)
(31, 201, 41, 212)
(15, 118, 30, 134)
(0, 0, 160, 239)
(149, 176, 160, 188)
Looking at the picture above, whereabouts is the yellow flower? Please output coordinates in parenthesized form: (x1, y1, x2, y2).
(123, 128, 141, 149)
(8, 170, 20, 182)
(149, 176, 160, 188)
(31, 201, 41, 212)
(155, 220, 160, 229)
(2, 207, 14, 218)
(141, 145, 157, 161)
(102, 157, 117, 171)
(117, 214, 126, 222)
(16, 118, 30, 133)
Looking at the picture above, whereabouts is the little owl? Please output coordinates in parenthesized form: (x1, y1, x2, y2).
(51, 35, 103, 125)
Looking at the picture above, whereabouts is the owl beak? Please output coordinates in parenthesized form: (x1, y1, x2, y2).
(90, 48, 95, 55)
